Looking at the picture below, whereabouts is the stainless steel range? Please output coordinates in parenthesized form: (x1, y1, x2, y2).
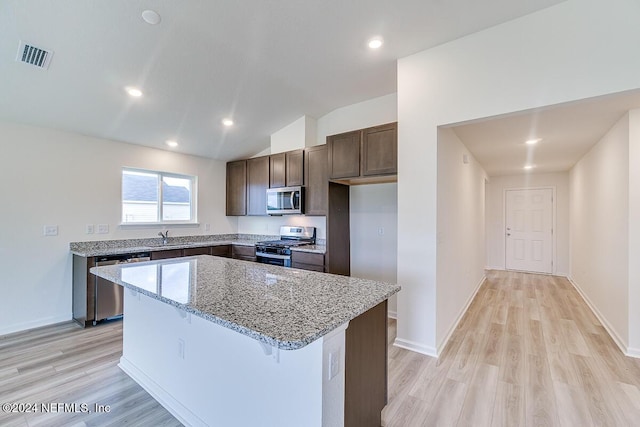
(255, 226, 316, 267)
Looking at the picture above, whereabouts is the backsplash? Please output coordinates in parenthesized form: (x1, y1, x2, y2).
(237, 215, 326, 239)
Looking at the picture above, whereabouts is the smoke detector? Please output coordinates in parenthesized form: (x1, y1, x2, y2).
(16, 41, 53, 69)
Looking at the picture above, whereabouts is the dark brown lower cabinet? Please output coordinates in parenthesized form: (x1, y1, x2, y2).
(291, 251, 324, 272)
(183, 246, 211, 256)
(345, 300, 388, 427)
(150, 249, 183, 260)
(211, 245, 231, 258)
(232, 245, 257, 261)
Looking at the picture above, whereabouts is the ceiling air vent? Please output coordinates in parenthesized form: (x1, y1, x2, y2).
(16, 41, 53, 69)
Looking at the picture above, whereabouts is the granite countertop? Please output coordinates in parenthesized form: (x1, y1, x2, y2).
(90, 255, 399, 350)
(70, 234, 326, 257)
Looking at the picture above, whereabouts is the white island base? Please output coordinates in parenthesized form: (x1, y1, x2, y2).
(119, 289, 348, 427)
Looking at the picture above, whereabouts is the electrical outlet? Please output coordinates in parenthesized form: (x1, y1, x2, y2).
(204, 223, 211, 232)
(86, 224, 94, 234)
(43, 225, 58, 236)
(328, 350, 340, 380)
(377, 227, 385, 236)
(97, 224, 109, 234)
(177, 339, 185, 359)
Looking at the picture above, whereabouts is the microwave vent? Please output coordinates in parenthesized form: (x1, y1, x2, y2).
(16, 41, 53, 69)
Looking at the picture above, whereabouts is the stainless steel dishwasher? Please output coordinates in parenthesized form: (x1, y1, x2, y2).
(94, 252, 150, 325)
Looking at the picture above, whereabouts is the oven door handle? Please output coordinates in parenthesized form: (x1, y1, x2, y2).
(256, 252, 291, 260)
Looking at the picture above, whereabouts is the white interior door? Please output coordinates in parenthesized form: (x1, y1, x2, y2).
(505, 188, 553, 274)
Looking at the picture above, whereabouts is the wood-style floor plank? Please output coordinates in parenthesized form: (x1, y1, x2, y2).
(3, 270, 640, 426)
(384, 270, 640, 426)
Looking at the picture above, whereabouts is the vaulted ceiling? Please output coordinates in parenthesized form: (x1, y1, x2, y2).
(0, 0, 563, 160)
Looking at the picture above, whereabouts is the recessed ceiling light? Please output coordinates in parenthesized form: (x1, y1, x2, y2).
(368, 37, 383, 49)
(525, 138, 541, 145)
(222, 118, 234, 127)
(166, 140, 178, 148)
(524, 165, 534, 170)
(126, 87, 143, 97)
(142, 10, 161, 25)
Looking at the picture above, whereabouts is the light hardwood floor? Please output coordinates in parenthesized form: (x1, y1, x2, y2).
(382, 270, 640, 426)
(2, 270, 640, 426)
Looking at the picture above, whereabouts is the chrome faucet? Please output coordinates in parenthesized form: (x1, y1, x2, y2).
(158, 230, 169, 245)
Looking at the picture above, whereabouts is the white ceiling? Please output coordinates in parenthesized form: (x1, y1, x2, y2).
(451, 89, 640, 176)
(0, 0, 563, 160)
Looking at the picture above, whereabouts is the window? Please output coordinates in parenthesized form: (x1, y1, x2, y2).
(122, 168, 196, 224)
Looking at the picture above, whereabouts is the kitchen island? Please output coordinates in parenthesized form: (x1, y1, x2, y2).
(90, 255, 400, 427)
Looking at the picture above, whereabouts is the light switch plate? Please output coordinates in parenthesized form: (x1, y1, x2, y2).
(86, 224, 94, 234)
(97, 224, 109, 234)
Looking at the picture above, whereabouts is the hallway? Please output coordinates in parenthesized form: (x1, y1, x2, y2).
(382, 270, 640, 426)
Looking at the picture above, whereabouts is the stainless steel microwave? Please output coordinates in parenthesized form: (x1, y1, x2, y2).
(266, 186, 304, 215)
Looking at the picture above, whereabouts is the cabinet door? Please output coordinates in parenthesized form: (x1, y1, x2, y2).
(247, 156, 269, 216)
(328, 130, 361, 179)
(269, 153, 286, 188)
(226, 160, 247, 216)
(286, 149, 304, 186)
(304, 145, 328, 216)
(362, 123, 397, 176)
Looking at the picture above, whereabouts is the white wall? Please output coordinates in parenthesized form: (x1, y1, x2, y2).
(570, 114, 630, 348)
(397, 0, 640, 355)
(434, 128, 486, 352)
(486, 172, 570, 275)
(629, 110, 640, 354)
(270, 115, 318, 154)
(350, 184, 398, 316)
(0, 120, 234, 335)
(316, 93, 397, 144)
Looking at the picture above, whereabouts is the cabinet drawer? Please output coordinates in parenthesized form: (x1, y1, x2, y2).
(211, 245, 231, 258)
(183, 246, 211, 256)
(151, 249, 183, 260)
(291, 251, 324, 267)
(292, 262, 325, 272)
(232, 245, 256, 260)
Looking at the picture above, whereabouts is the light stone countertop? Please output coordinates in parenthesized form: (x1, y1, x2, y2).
(70, 234, 326, 257)
(90, 255, 399, 350)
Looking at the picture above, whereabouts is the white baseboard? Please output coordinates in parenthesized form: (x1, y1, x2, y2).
(119, 357, 207, 427)
(436, 275, 486, 356)
(628, 347, 640, 358)
(565, 276, 635, 358)
(387, 310, 397, 320)
(0, 314, 71, 336)
(393, 338, 437, 358)
(485, 266, 504, 271)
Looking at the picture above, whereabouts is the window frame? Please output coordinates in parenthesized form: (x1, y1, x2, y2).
(121, 167, 198, 226)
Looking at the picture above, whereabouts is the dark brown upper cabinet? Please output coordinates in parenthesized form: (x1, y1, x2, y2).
(327, 122, 397, 183)
(269, 153, 286, 188)
(226, 160, 247, 216)
(269, 149, 304, 188)
(247, 156, 269, 216)
(285, 149, 304, 186)
(362, 123, 397, 176)
(328, 130, 361, 179)
(304, 145, 328, 216)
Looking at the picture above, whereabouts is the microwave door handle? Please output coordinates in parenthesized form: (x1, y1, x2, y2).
(290, 191, 295, 209)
